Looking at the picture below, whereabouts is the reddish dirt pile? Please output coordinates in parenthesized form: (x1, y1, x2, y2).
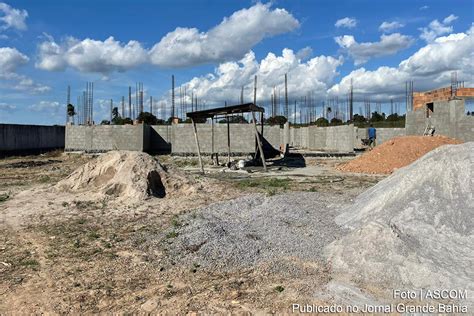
(337, 135, 462, 174)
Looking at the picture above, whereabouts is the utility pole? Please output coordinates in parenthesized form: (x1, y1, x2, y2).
(150, 96, 153, 114)
(110, 99, 113, 122)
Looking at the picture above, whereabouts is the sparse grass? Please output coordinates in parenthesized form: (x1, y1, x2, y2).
(171, 216, 180, 228)
(236, 178, 290, 193)
(38, 175, 51, 183)
(174, 159, 199, 168)
(19, 259, 40, 268)
(87, 231, 101, 239)
(166, 231, 178, 239)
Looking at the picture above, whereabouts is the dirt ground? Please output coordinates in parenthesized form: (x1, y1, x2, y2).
(0, 151, 384, 313)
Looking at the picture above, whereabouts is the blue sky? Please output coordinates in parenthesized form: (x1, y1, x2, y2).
(0, 0, 473, 124)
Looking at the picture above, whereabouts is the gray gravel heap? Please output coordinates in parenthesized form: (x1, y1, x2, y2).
(168, 192, 346, 271)
(326, 142, 474, 304)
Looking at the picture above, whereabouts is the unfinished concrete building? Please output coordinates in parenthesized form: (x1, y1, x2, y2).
(407, 86, 474, 141)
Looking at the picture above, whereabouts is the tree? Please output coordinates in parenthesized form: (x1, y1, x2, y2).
(218, 115, 248, 124)
(386, 113, 400, 121)
(100, 120, 110, 125)
(167, 116, 183, 124)
(352, 114, 366, 123)
(137, 111, 158, 125)
(67, 104, 76, 123)
(370, 111, 385, 122)
(330, 117, 343, 125)
(266, 115, 287, 126)
(112, 107, 119, 120)
(315, 117, 329, 126)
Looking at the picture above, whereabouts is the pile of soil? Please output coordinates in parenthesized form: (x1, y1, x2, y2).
(337, 135, 462, 174)
(56, 151, 199, 201)
(327, 142, 473, 305)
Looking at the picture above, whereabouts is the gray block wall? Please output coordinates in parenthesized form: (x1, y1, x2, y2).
(65, 125, 146, 152)
(171, 123, 256, 154)
(0, 124, 64, 154)
(405, 99, 474, 142)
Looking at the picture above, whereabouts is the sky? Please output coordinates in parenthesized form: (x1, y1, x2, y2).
(0, 0, 473, 125)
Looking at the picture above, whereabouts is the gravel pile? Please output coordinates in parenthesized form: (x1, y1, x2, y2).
(327, 142, 474, 303)
(337, 135, 462, 174)
(168, 192, 346, 272)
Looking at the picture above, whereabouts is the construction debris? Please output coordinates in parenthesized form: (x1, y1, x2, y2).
(327, 142, 474, 305)
(56, 151, 199, 201)
(337, 135, 462, 174)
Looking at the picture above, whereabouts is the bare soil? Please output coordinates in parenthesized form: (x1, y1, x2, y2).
(0, 152, 383, 313)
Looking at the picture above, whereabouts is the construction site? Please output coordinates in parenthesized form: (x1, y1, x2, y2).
(1, 68, 473, 313)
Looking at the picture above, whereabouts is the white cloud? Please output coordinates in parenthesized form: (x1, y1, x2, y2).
(443, 14, 458, 24)
(160, 49, 343, 109)
(36, 36, 148, 73)
(0, 46, 51, 93)
(419, 5, 429, 10)
(335, 33, 413, 65)
(148, 3, 299, 67)
(0, 46, 28, 74)
(36, 3, 300, 72)
(335, 17, 357, 29)
(0, 102, 16, 111)
(419, 14, 458, 42)
(0, 2, 28, 31)
(379, 21, 404, 33)
(29, 101, 60, 113)
(329, 26, 474, 100)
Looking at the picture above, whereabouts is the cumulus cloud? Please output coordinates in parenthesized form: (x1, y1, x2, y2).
(0, 46, 28, 74)
(379, 21, 404, 33)
(0, 47, 50, 93)
(149, 3, 299, 67)
(29, 101, 60, 112)
(419, 14, 458, 42)
(335, 17, 357, 29)
(36, 36, 148, 73)
(335, 33, 413, 65)
(36, 3, 300, 72)
(161, 49, 343, 109)
(329, 26, 474, 100)
(0, 2, 28, 31)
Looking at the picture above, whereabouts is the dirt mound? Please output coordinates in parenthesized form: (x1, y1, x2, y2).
(56, 151, 198, 201)
(337, 135, 462, 174)
(326, 142, 474, 305)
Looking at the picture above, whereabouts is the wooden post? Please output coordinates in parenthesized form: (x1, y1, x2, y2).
(226, 116, 231, 165)
(252, 110, 267, 172)
(191, 118, 204, 174)
(211, 118, 215, 165)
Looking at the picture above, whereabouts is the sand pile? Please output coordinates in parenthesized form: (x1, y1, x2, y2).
(56, 151, 198, 201)
(326, 142, 474, 302)
(337, 135, 462, 174)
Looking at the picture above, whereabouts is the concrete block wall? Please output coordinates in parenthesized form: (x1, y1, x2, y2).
(170, 123, 256, 154)
(405, 99, 474, 142)
(0, 124, 65, 154)
(325, 125, 355, 152)
(376, 128, 406, 144)
(65, 125, 146, 152)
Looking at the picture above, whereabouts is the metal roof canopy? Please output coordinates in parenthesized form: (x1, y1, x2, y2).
(186, 103, 264, 120)
(187, 103, 267, 174)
